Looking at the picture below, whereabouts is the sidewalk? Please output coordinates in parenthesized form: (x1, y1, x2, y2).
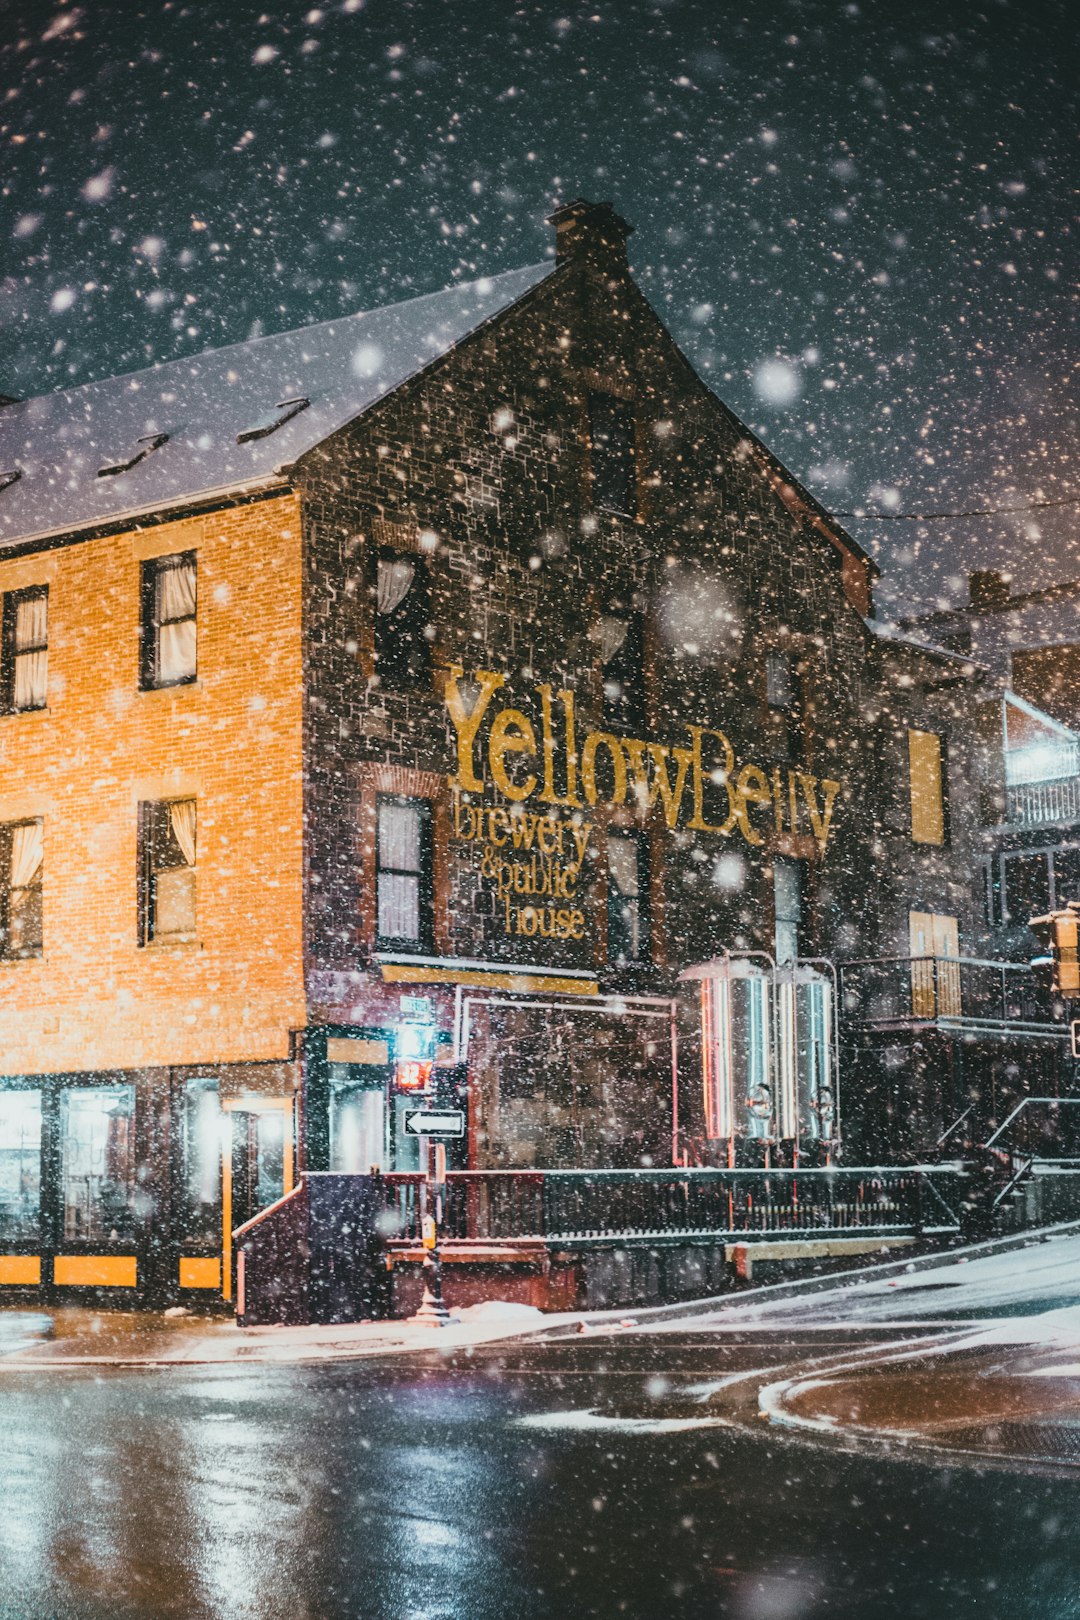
(0, 1300, 577, 1369)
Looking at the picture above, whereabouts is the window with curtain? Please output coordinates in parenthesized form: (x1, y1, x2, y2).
(588, 392, 637, 516)
(373, 549, 431, 691)
(598, 611, 646, 732)
(376, 796, 432, 948)
(0, 819, 43, 959)
(2, 586, 48, 712)
(138, 798, 196, 943)
(140, 552, 197, 689)
(607, 830, 649, 965)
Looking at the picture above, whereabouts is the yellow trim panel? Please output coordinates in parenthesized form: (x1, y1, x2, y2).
(53, 1255, 138, 1288)
(179, 1256, 222, 1290)
(0, 1255, 41, 1286)
(381, 964, 599, 996)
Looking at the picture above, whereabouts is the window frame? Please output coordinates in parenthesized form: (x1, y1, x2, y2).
(372, 547, 432, 693)
(137, 797, 197, 947)
(140, 551, 197, 692)
(606, 828, 650, 967)
(1, 584, 48, 714)
(0, 817, 44, 960)
(375, 794, 434, 952)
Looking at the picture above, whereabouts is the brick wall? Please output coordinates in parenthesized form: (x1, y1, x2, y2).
(294, 248, 883, 1026)
(0, 493, 306, 1074)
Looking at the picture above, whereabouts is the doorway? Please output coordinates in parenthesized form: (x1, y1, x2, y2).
(221, 1096, 293, 1300)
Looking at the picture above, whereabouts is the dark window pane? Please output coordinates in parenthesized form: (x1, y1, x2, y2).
(589, 393, 636, 515)
(601, 612, 646, 731)
(1053, 847, 1080, 909)
(1004, 851, 1052, 926)
(373, 550, 431, 691)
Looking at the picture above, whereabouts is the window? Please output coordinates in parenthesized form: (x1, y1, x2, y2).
(60, 1085, 136, 1241)
(140, 552, 196, 689)
(236, 395, 309, 444)
(182, 1078, 222, 1239)
(2, 585, 48, 712)
(0, 819, 43, 959)
(607, 830, 649, 965)
(908, 728, 947, 845)
(773, 858, 803, 965)
(1053, 847, 1080, 910)
(97, 432, 168, 479)
(588, 392, 636, 516)
(376, 796, 432, 948)
(373, 550, 431, 691)
(0, 1089, 42, 1241)
(138, 799, 196, 944)
(765, 649, 807, 761)
(1003, 850, 1052, 927)
(599, 612, 646, 732)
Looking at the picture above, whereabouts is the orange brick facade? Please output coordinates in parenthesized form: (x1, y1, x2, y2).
(0, 492, 306, 1075)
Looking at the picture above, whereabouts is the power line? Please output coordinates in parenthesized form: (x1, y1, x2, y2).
(832, 493, 1080, 522)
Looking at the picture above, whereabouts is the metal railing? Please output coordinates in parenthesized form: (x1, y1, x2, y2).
(1006, 774, 1080, 827)
(382, 1165, 961, 1243)
(839, 954, 1068, 1033)
(983, 1097, 1080, 1161)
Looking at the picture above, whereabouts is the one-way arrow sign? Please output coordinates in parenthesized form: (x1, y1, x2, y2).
(403, 1108, 466, 1138)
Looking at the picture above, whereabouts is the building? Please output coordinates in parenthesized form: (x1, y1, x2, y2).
(0, 200, 1070, 1309)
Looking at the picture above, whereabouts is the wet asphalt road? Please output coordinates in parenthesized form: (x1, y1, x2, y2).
(1, 1329, 1078, 1620)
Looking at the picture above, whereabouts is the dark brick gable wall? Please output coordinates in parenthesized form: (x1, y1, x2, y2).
(292, 248, 889, 1021)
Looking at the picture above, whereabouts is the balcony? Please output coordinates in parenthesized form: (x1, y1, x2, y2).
(839, 954, 1070, 1039)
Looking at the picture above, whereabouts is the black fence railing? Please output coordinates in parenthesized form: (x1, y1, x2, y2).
(382, 1166, 962, 1243)
(839, 954, 1068, 1030)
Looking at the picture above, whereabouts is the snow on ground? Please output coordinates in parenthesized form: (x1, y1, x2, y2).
(637, 1234, 1080, 1334)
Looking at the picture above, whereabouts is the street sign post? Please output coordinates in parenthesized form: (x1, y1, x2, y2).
(403, 1108, 466, 1138)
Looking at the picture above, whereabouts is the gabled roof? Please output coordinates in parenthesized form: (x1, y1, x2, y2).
(0, 262, 551, 549)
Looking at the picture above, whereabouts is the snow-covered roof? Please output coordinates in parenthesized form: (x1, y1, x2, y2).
(0, 262, 551, 549)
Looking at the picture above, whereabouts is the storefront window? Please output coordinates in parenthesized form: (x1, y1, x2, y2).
(61, 1086, 136, 1242)
(0, 1090, 42, 1241)
(183, 1078, 222, 1239)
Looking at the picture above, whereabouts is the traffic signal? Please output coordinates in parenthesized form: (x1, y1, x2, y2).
(1030, 904, 1080, 997)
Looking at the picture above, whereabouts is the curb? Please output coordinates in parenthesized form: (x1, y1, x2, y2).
(540, 1218, 1080, 1336)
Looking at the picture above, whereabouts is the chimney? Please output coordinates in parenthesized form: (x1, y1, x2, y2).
(547, 198, 634, 265)
(969, 569, 1011, 612)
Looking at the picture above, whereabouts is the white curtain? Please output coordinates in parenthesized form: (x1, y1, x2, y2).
(157, 560, 197, 682)
(10, 820, 43, 888)
(596, 615, 629, 667)
(376, 555, 415, 615)
(378, 801, 420, 871)
(13, 595, 47, 709)
(170, 800, 197, 866)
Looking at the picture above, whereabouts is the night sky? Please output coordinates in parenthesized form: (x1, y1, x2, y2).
(1, 0, 1076, 613)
